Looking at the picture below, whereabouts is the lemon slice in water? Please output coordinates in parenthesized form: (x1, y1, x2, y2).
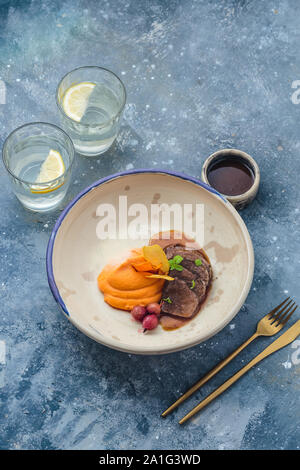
(62, 81, 96, 122)
(31, 149, 65, 194)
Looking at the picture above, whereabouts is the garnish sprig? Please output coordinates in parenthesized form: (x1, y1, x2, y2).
(169, 255, 184, 272)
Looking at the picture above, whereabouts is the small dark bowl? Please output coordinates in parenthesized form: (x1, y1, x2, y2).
(201, 148, 260, 210)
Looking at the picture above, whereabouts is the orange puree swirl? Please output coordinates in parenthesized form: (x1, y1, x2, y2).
(97, 249, 165, 311)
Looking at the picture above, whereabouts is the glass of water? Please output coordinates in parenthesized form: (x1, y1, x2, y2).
(2, 122, 74, 212)
(56, 66, 126, 156)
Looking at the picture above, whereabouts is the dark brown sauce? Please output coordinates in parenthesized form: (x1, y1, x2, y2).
(207, 157, 254, 196)
(150, 231, 212, 331)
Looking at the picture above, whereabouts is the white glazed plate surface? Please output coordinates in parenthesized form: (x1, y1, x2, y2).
(47, 170, 254, 354)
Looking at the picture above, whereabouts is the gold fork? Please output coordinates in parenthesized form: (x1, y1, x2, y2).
(180, 316, 300, 424)
(162, 297, 297, 418)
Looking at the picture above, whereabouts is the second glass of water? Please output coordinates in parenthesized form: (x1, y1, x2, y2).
(56, 66, 126, 156)
(2, 122, 74, 212)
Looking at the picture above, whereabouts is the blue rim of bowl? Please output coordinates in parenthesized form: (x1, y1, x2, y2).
(46, 169, 226, 317)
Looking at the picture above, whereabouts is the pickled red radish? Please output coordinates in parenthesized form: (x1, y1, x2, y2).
(142, 314, 159, 331)
(146, 302, 161, 316)
(131, 305, 147, 322)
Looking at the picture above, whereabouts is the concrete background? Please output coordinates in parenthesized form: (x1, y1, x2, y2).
(0, 0, 299, 449)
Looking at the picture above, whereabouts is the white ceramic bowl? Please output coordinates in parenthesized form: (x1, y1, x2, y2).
(47, 170, 254, 354)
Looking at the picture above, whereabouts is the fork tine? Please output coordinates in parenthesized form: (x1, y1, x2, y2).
(267, 297, 290, 319)
(272, 301, 295, 325)
(278, 304, 298, 326)
(270, 299, 293, 321)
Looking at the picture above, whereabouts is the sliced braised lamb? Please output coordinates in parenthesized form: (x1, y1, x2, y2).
(161, 245, 212, 320)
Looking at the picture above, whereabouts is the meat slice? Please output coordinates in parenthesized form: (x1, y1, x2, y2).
(161, 278, 198, 318)
(161, 244, 212, 320)
(192, 279, 207, 304)
(165, 245, 212, 283)
(164, 260, 207, 304)
(169, 266, 197, 283)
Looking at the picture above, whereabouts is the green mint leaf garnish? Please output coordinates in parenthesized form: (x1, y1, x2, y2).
(195, 259, 202, 266)
(173, 255, 183, 264)
(169, 255, 184, 271)
(175, 265, 183, 271)
(191, 280, 195, 289)
(163, 297, 172, 304)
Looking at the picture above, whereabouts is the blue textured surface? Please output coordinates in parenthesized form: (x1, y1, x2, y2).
(0, 0, 300, 450)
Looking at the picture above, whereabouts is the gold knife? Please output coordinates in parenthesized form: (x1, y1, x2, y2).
(179, 319, 300, 425)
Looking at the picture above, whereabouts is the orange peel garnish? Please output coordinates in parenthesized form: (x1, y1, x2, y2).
(131, 260, 155, 272)
(142, 245, 170, 274)
(145, 274, 174, 281)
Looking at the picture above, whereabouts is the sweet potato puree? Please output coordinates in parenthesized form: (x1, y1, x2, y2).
(97, 248, 166, 311)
